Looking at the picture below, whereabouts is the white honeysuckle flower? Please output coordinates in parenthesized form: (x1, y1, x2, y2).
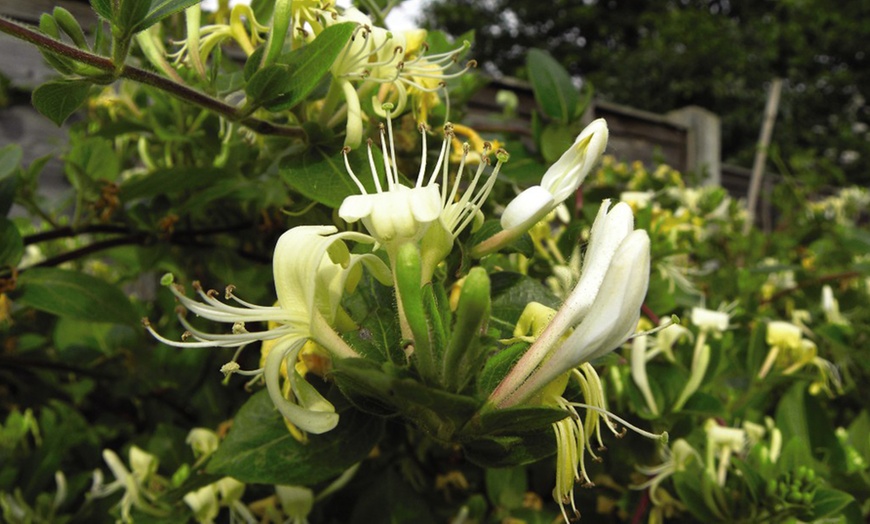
(631, 334, 659, 415)
(276, 486, 314, 524)
(690, 307, 731, 332)
(620, 190, 655, 209)
(325, 8, 472, 147)
(490, 201, 650, 408)
(184, 485, 219, 524)
(548, 365, 666, 522)
(339, 117, 507, 270)
(90, 448, 166, 522)
(146, 226, 390, 435)
(184, 477, 247, 524)
(634, 439, 701, 505)
(766, 320, 803, 349)
(186, 428, 219, 459)
(500, 119, 608, 233)
(704, 419, 747, 486)
(821, 285, 849, 325)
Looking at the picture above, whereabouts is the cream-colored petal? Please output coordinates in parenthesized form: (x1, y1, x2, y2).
(500, 185, 555, 231)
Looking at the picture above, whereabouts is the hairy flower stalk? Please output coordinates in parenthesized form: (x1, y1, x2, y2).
(489, 201, 650, 408)
(145, 226, 389, 435)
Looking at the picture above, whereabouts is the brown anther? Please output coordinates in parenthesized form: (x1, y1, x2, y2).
(225, 285, 236, 299)
(482, 141, 492, 152)
(421, 42, 429, 52)
(438, 81, 447, 88)
(466, 59, 478, 68)
(378, 123, 385, 132)
(443, 122, 454, 134)
(181, 330, 192, 341)
(206, 288, 218, 298)
(462, 142, 470, 154)
(616, 428, 627, 438)
(394, 46, 404, 55)
(192, 281, 202, 291)
(175, 305, 187, 316)
(396, 61, 405, 71)
(366, 138, 374, 146)
(141, 318, 151, 327)
(341, 146, 352, 155)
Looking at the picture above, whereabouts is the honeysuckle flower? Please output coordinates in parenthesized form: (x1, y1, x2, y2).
(146, 226, 390, 435)
(631, 334, 659, 415)
(704, 419, 746, 486)
(633, 439, 701, 504)
(169, 4, 267, 77)
(90, 447, 167, 522)
(184, 477, 247, 524)
(821, 285, 849, 325)
(186, 428, 219, 460)
(323, 8, 472, 146)
(339, 116, 507, 277)
(471, 119, 607, 257)
(672, 307, 731, 411)
(548, 364, 666, 522)
(489, 201, 650, 408)
(758, 320, 842, 396)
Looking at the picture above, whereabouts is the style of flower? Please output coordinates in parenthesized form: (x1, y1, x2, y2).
(146, 226, 390, 436)
(471, 119, 609, 257)
(489, 200, 650, 408)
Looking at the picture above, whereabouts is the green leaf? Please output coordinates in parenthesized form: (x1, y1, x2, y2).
(490, 272, 561, 337)
(486, 466, 527, 510)
(136, 0, 201, 33)
(31, 80, 92, 126)
(280, 146, 386, 208)
(0, 219, 24, 267)
(349, 468, 438, 524)
(245, 64, 293, 105)
(117, 0, 152, 35)
(526, 48, 579, 123)
(15, 268, 138, 325)
(471, 405, 568, 437)
(121, 167, 232, 200)
(462, 429, 555, 468)
(66, 137, 120, 183)
(0, 145, 22, 216)
(90, 0, 113, 20)
(540, 124, 576, 164)
(263, 23, 355, 111)
(206, 390, 383, 485)
(809, 488, 854, 520)
(476, 342, 527, 398)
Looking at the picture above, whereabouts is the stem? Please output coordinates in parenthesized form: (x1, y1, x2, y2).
(0, 17, 306, 139)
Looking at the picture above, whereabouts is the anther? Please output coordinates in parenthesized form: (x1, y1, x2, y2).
(342, 146, 352, 155)
(224, 284, 236, 299)
(181, 331, 192, 341)
(467, 59, 478, 68)
(207, 289, 218, 298)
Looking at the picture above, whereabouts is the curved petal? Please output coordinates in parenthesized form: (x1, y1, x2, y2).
(339, 194, 375, 223)
(265, 335, 339, 434)
(500, 185, 555, 231)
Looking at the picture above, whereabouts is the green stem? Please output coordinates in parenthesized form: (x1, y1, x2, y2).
(0, 16, 306, 139)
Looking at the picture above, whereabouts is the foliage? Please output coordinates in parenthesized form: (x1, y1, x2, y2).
(0, 2, 868, 523)
(423, 0, 870, 186)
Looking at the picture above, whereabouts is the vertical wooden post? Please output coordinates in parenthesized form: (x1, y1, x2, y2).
(744, 78, 783, 235)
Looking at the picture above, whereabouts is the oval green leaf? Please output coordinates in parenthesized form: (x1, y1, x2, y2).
(526, 48, 579, 123)
(207, 390, 384, 485)
(16, 268, 138, 325)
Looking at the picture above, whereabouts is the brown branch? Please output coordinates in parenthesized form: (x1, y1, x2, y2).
(760, 270, 862, 304)
(0, 16, 306, 139)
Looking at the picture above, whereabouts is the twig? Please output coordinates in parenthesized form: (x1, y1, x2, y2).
(0, 16, 306, 139)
